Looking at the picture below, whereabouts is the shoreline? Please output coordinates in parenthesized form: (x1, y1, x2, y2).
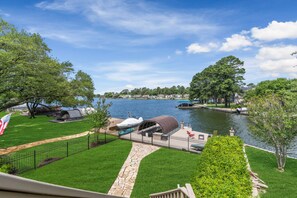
(177, 104, 248, 115)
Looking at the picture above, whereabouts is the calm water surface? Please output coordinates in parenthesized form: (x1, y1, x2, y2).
(100, 99, 296, 157)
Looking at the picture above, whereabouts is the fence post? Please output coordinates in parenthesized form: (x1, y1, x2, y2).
(168, 136, 170, 148)
(67, 142, 69, 157)
(151, 134, 153, 145)
(105, 131, 107, 144)
(188, 137, 189, 151)
(88, 135, 90, 150)
(34, 150, 37, 170)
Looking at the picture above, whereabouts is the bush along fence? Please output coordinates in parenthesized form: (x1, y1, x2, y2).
(0, 134, 117, 174)
(191, 136, 252, 198)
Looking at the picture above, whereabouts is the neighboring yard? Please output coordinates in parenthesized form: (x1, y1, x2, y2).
(246, 147, 297, 198)
(131, 148, 200, 198)
(0, 113, 92, 148)
(2, 134, 118, 173)
(21, 140, 132, 193)
(206, 103, 238, 109)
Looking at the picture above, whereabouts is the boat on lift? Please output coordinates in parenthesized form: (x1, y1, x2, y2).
(116, 117, 143, 129)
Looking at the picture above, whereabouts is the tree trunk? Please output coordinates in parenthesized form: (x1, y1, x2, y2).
(224, 96, 228, 108)
(275, 144, 287, 172)
(214, 97, 218, 107)
(26, 102, 35, 119)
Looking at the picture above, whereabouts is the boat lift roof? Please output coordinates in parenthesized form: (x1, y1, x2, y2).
(138, 116, 179, 134)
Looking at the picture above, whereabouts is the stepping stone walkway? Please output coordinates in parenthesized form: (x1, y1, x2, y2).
(108, 142, 160, 197)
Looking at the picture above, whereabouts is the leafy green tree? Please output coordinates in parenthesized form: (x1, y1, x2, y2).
(248, 94, 297, 171)
(0, 19, 73, 117)
(190, 56, 245, 107)
(88, 98, 111, 145)
(0, 19, 95, 117)
(214, 56, 245, 107)
(245, 78, 295, 100)
(69, 70, 95, 107)
(120, 89, 129, 95)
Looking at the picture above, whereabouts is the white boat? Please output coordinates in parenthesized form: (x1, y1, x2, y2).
(236, 107, 248, 113)
(117, 117, 143, 129)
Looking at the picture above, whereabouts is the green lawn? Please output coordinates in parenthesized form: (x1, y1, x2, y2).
(246, 147, 297, 198)
(206, 103, 238, 108)
(0, 113, 93, 148)
(131, 148, 200, 198)
(5, 134, 118, 173)
(21, 140, 132, 193)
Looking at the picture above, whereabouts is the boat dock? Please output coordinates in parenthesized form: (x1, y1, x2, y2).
(120, 126, 210, 152)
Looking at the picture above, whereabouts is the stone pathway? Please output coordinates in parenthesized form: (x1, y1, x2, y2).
(108, 142, 160, 197)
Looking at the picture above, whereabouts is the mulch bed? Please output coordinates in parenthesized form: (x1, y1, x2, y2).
(38, 157, 62, 168)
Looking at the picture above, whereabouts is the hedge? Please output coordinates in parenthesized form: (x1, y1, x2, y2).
(191, 136, 252, 197)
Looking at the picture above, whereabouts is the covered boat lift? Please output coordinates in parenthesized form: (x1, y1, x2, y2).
(138, 116, 179, 140)
(56, 109, 83, 121)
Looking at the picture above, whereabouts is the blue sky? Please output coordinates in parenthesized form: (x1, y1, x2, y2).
(1, 0, 297, 94)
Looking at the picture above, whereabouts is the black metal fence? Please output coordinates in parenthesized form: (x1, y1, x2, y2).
(120, 131, 207, 153)
(0, 134, 117, 174)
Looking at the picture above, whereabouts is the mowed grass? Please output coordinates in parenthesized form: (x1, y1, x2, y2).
(0, 113, 92, 148)
(246, 147, 297, 198)
(206, 103, 238, 108)
(21, 140, 132, 193)
(131, 148, 200, 198)
(6, 134, 118, 173)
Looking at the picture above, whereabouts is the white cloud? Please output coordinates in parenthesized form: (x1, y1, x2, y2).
(35, 0, 218, 37)
(0, 9, 10, 17)
(187, 42, 218, 53)
(125, 84, 134, 89)
(220, 34, 252, 51)
(93, 61, 183, 88)
(256, 45, 297, 77)
(27, 26, 108, 48)
(175, 50, 183, 55)
(251, 21, 297, 41)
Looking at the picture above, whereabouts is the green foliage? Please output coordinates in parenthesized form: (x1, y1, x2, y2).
(104, 85, 190, 98)
(0, 162, 17, 174)
(0, 18, 95, 115)
(245, 78, 297, 100)
(191, 136, 252, 197)
(190, 56, 245, 107)
(247, 93, 297, 171)
(64, 70, 95, 107)
(88, 98, 111, 133)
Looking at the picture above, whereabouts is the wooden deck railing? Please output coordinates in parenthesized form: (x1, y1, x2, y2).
(0, 172, 123, 198)
(150, 183, 196, 198)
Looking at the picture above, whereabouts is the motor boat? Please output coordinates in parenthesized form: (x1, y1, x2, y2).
(236, 107, 248, 114)
(116, 117, 143, 129)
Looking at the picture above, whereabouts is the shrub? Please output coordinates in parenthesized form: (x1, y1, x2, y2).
(0, 163, 17, 174)
(191, 136, 252, 197)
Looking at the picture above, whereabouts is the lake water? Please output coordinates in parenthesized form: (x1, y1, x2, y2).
(99, 99, 296, 158)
